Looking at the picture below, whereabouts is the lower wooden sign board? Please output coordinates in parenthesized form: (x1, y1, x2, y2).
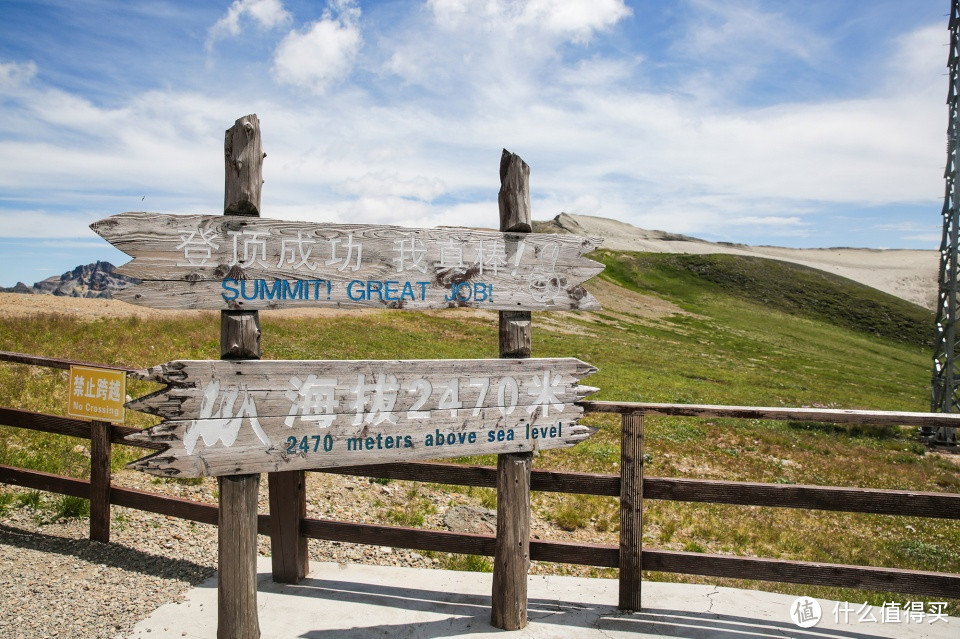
(125, 358, 598, 477)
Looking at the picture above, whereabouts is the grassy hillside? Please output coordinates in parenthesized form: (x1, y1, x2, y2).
(0, 252, 956, 612)
(599, 251, 934, 346)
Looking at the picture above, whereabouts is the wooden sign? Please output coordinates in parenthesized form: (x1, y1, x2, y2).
(125, 358, 598, 477)
(90, 212, 604, 311)
(67, 365, 126, 423)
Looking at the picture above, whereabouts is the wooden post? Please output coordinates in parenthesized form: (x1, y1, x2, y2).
(218, 114, 264, 639)
(268, 470, 308, 582)
(619, 413, 644, 611)
(89, 419, 111, 543)
(491, 149, 533, 630)
(219, 473, 261, 639)
(224, 114, 264, 217)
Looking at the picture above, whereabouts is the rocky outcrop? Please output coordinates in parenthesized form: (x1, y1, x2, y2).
(0, 261, 139, 299)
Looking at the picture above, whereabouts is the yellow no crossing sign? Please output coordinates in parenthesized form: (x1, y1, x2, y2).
(67, 365, 126, 423)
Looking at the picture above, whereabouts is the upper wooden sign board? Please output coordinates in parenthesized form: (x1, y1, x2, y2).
(125, 357, 598, 477)
(91, 212, 604, 311)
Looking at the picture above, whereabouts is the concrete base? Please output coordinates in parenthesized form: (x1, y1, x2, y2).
(124, 559, 955, 638)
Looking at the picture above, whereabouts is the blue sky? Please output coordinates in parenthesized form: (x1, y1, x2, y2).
(0, 0, 952, 286)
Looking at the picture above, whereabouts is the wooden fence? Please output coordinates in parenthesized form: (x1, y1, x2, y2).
(1, 349, 959, 611)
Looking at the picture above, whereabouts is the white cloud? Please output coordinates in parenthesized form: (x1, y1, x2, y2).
(340, 172, 446, 201)
(0, 4, 947, 256)
(728, 216, 804, 227)
(0, 60, 37, 89)
(428, 0, 629, 43)
(679, 0, 825, 63)
(520, 0, 631, 44)
(905, 233, 941, 243)
(272, 1, 362, 93)
(0, 210, 100, 239)
(207, 0, 292, 50)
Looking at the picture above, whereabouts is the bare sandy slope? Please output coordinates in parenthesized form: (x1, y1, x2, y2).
(541, 214, 939, 310)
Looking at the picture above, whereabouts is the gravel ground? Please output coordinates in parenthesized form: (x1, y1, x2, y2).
(0, 469, 604, 639)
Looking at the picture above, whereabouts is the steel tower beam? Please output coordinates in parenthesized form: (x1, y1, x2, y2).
(929, 0, 960, 445)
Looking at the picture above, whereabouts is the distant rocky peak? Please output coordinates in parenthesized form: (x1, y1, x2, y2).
(1, 261, 139, 299)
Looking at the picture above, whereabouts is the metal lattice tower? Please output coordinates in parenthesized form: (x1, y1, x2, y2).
(929, 0, 960, 445)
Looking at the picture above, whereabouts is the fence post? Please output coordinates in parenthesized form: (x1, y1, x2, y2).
(219, 473, 261, 639)
(619, 412, 644, 611)
(492, 149, 533, 630)
(218, 113, 264, 639)
(268, 470, 308, 582)
(89, 419, 111, 543)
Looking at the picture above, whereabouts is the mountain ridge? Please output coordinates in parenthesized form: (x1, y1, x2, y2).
(0, 261, 139, 299)
(535, 213, 938, 310)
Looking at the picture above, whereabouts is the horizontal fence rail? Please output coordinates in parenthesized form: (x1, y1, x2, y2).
(1, 351, 960, 606)
(580, 400, 960, 428)
(0, 350, 138, 373)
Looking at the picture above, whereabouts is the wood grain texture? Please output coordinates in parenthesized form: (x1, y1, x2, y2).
(224, 114, 263, 216)
(218, 474, 260, 639)
(89, 420, 112, 543)
(618, 414, 642, 611)
(220, 114, 263, 635)
(128, 357, 596, 414)
(643, 550, 960, 599)
(90, 212, 604, 311)
(268, 470, 308, 583)
(123, 357, 597, 477)
(221, 311, 261, 360)
(498, 150, 531, 233)
(491, 451, 531, 629)
(0, 350, 137, 373)
(644, 477, 960, 518)
(498, 311, 531, 358)
(0, 464, 89, 499)
(2, 462, 958, 598)
(492, 148, 533, 631)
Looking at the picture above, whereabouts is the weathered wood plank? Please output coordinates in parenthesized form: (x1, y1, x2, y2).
(123, 357, 597, 477)
(498, 150, 532, 233)
(618, 414, 643, 611)
(643, 550, 960, 599)
(0, 407, 92, 439)
(0, 406, 166, 450)
(90, 212, 604, 312)
(89, 420, 112, 543)
(128, 416, 593, 477)
(267, 470, 307, 583)
(579, 400, 960, 427)
(224, 114, 263, 217)
(492, 148, 533, 632)
(112, 274, 600, 312)
(321, 463, 960, 519)
(219, 113, 263, 638)
(128, 357, 597, 416)
(3, 461, 957, 599)
(0, 464, 89, 499)
(644, 477, 960, 519)
(0, 350, 138, 373)
(221, 310, 261, 360)
(218, 474, 261, 639)
(492, 451, 531, 629)
(301, 517, 498, 556)
(111, 485, 220, 526)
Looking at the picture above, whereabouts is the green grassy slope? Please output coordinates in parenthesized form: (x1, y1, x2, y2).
(599, 251, 933, 346)
(0, 251, 956, 612)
